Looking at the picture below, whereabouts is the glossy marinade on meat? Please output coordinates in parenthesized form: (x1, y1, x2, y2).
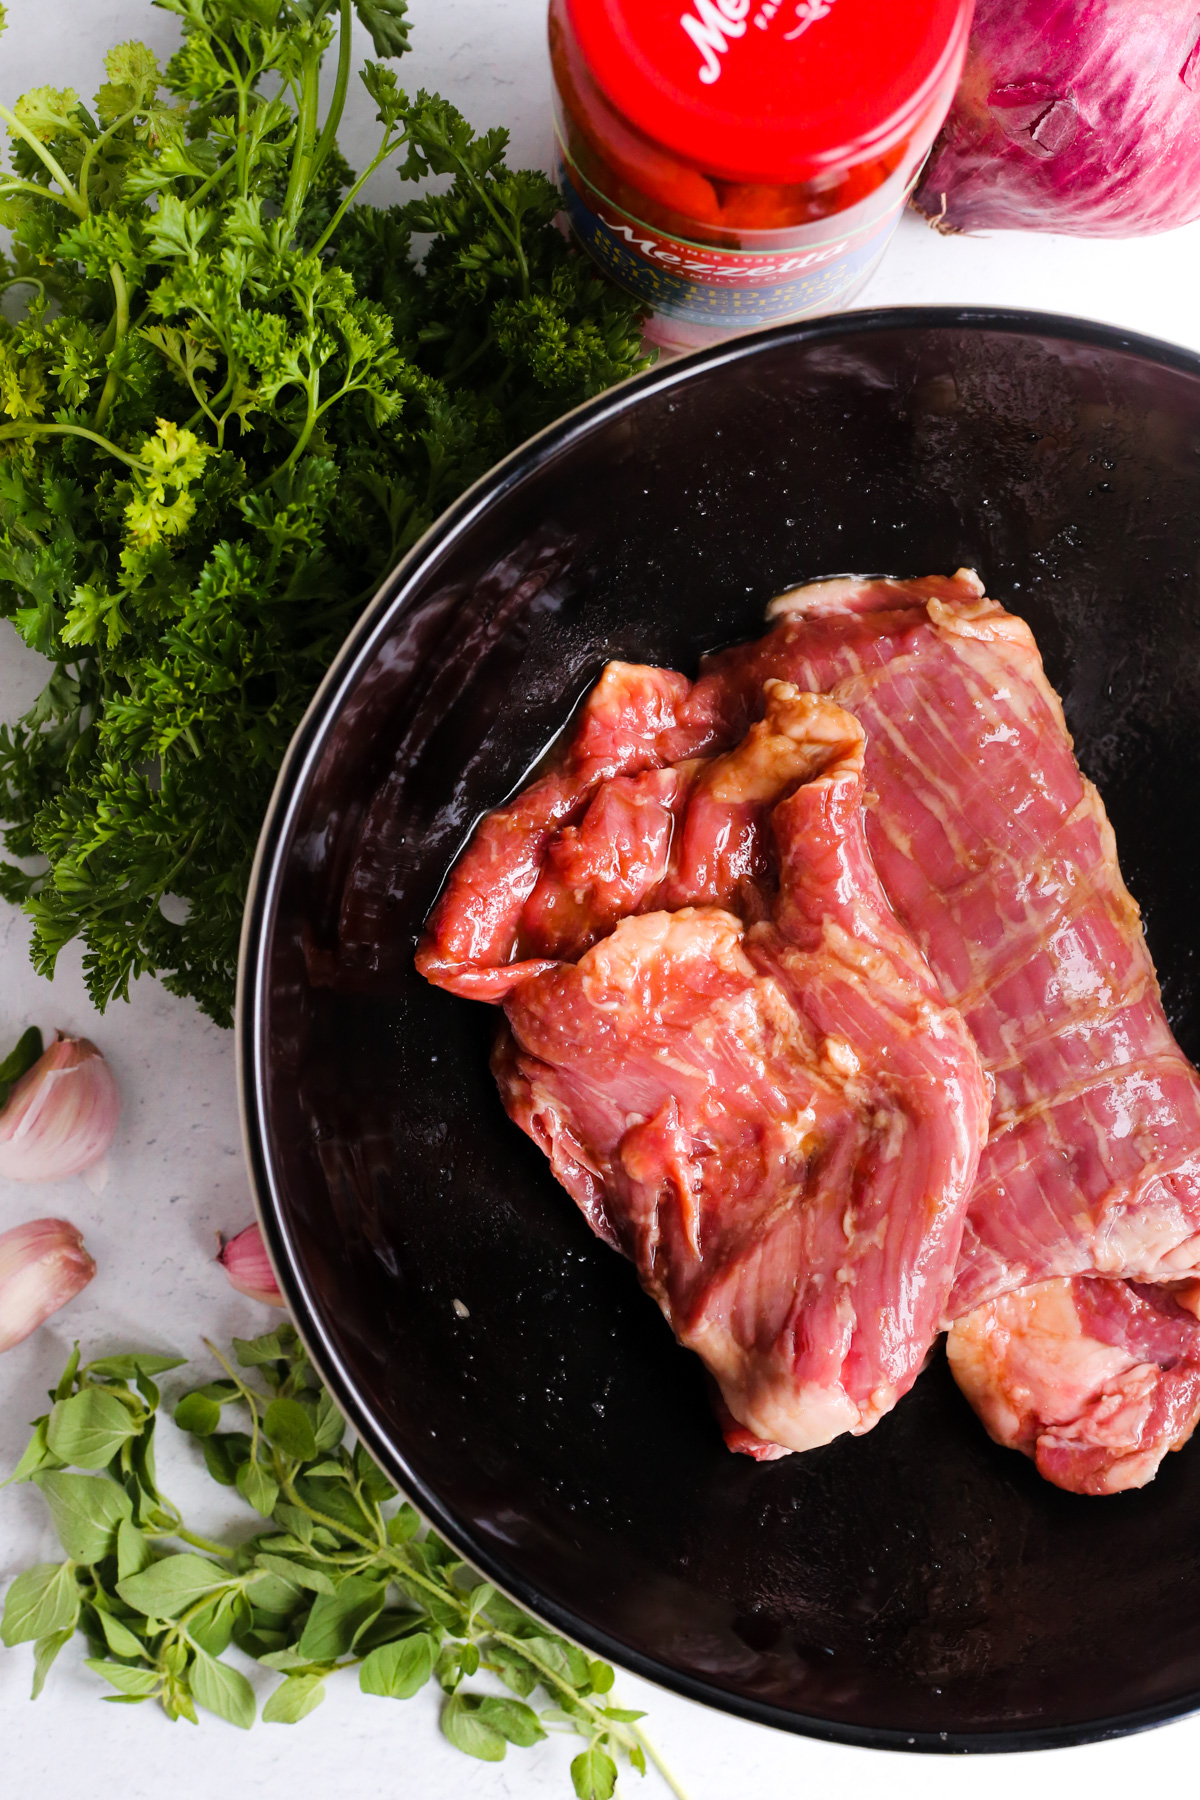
(947, 1276, 1200, 1496)
(698, 569, 1200, 1318)
(421, 684, 989, 1455)
(418, 564, 1200, 1491)
(701, 569, 1200, 1492)
(416, 660, 728, 999)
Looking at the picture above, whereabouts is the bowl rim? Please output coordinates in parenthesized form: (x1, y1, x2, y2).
(237, 304, 1200, 1754)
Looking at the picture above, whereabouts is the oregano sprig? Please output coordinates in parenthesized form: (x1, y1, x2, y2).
(1, 1331, 685, 1799)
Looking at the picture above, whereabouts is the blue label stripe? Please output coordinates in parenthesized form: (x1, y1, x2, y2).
(559, 168, 901, 324)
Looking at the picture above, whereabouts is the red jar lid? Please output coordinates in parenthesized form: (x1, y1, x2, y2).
(562, 0, 970, 185)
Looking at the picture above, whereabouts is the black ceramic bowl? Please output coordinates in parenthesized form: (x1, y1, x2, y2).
(240, 308, 1200, 1752)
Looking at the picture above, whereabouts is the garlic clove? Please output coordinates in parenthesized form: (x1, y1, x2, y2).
(0, 1217, 96, 1352)
(217, 1223, 285, 1307)
(0, 1033, 121, 1181)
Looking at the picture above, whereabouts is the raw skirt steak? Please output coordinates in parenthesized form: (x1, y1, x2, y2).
(701, 570, 1200, 1314)
(700, 571, 1200, 1490)
(417, 659, 731, 1000)
(947, 1276, 1200, 1495)
(418, 563, 1200, 1488)
(423, 686, 989, 1454)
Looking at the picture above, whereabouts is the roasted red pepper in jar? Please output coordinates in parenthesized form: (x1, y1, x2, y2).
(550, 0, 973, 349)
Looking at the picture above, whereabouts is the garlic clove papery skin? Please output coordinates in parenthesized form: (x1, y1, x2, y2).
(0, 1034, 121, 1180)
(0, 1217, 96, 1352)
(218, 1223, 286, 1307)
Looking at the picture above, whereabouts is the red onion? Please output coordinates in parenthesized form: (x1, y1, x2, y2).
(0, 1218, 95, 1352)
(217, 1223, 285, 1307)
(0, 1033, 121, 1180)
(912, 0, 1200, 235)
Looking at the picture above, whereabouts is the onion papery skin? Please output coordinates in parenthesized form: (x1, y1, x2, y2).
(0, 1034, 121, 1181)
(0, 1217, 96, 1352)
(912, 0, 1200, 235)
(218, 1223, 285, 1307)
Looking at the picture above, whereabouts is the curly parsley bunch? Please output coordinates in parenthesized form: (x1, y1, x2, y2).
(0, 0, 647, 1024)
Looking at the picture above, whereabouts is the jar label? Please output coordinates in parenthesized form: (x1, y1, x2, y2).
(559, 158, 905, 326)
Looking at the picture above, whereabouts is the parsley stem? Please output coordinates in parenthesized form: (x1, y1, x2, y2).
(185, 370, 234, 438)
(454, 167, 531, 301)
(0, 274, 47, 306)
(282, 36, 323, 233)
(0, 421, 151, 470)
(310, 0, 353, 188)
(77, 106, 141, 215)
(310, 131, 405, 257)
(183, 149, 238, 212)
(93, 261, 130, 429)
(0, 104, 86, 217)
(206, 28, 253, 197)
(0, 174, 81, 215)
(485, 355, 517, 408)
(278, 376, 322, 475)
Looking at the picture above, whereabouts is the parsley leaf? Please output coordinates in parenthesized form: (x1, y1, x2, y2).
(0, 0, 647, 1024)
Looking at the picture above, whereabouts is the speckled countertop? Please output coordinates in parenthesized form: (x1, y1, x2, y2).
(3, 3, 1200, 1795)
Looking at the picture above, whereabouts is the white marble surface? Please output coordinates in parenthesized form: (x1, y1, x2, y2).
(3, 2, 1200, 1796)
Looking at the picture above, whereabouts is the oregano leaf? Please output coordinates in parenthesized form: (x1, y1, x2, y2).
(254, 1555, 335, 1597)
(263, 1673, 326, 1723)
(201, 1433, 243, 1487)
(96, 1608, 146, 1658)
(5, 1418, 64, 1487)
(311, 1390, 345, 1451)
(85, 1354, 185, 1379)
(174, 1392, 222, 1436)
(53, 1346, 82, 1404)
(296, 1578, 386, 1661)
(116, 1554, 231, 1618)
(476, 1693, 546, 1747)
(488, 1642, 538, 1698)
(1, 1563, 80, 1646)
(235, 1458, 279, 1517)
(233, 1327, 298, 1369)
(32, 1470, 132, 1562)
(86, 1659, 160, 1697)
(359, 1630, 435, 1699)
(386, 1503, 420, 1544)
(571, 1744, 619, 1800)
(262, 1398, 317, 1461)
(46, 1389, 141, 1470)
(116, 1520, 153, 1581)
(441, 1692, 507, 1762)
(30, 1626, 73, 1698)
(189, 1644, 256, 1729)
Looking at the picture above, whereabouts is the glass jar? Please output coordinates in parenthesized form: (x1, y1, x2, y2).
(550, 0, 974, 352)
